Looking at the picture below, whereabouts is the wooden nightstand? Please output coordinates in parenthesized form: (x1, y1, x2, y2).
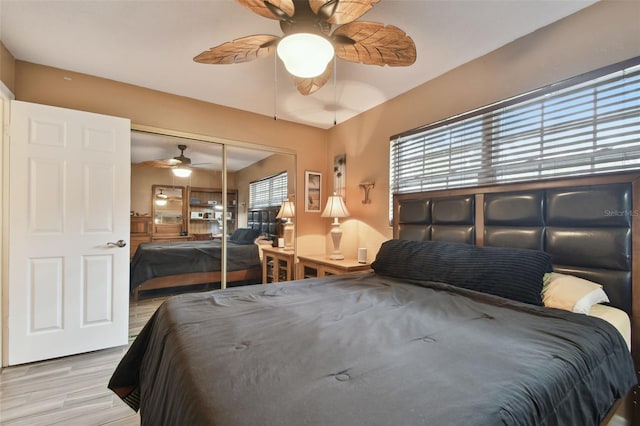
(262, 246, 296, 283)
(297, 254, 371, 279)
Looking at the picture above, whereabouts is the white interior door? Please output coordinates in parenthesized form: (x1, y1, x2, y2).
(6, 100, 131, 365)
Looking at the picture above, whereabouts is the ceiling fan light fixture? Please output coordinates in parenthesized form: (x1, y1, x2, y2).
(156, 188, 168, 206)
(276, 33, 334, 79)
(172, 166, 192, 178)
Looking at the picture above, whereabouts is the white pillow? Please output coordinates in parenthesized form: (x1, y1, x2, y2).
(254, 236, 274, 245)
(542, 272, 609, 314)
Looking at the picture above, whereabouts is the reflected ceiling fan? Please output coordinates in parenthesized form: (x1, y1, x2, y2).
(155, 189, 168, 206)
(194, 0, 416, 95)
(138, 144, 193, 177)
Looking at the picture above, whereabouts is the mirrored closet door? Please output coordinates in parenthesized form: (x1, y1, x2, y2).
(130, 129, 295, 299)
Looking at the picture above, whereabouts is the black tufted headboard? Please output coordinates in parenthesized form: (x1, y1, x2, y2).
(483, 184, 632, 314)
(248, 207, 281, 242)
(397, 195, 475, 243)
(393, 172, 640, 369)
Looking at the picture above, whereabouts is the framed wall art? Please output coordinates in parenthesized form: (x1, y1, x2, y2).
(305, 171, 322, 212)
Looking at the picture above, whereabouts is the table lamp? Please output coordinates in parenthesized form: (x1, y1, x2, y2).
(276, 199, 296, 252)
(321, 193, 350, 260)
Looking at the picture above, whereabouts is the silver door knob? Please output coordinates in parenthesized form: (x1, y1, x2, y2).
(107, 239, 127, 248)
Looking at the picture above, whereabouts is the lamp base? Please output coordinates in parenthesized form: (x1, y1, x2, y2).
(329, 221, 344, 260)
(283, 220, 294, 252)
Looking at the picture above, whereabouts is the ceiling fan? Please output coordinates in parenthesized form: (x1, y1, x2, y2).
(194, 0, 416, 95)
(155, 188, 168, 206)
(138, 144, 193, 177)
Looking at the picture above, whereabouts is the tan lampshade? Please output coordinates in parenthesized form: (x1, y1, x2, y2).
(276, 200, 296, 219)
(321, 193, 350, 218)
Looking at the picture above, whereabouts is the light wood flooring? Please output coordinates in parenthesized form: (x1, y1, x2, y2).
(0, 296, 166, 426)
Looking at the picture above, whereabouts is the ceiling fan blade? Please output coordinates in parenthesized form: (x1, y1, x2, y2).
(194, 35, 280, 64)
(137, 158, 183, 168)
(309, 0, 379, 24)
(236, 0, 295, 20)
(333, 22, 416, 66)
(292, 62, 333, 95)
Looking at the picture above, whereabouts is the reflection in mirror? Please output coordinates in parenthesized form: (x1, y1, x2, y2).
(152, 185, 185, 236)
(231, 145, 296, 284)
(130, 130, 295, 298)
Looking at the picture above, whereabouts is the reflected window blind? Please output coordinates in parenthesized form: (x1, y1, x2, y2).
(249, 172, 288, 209)
(390, 59, 640, 215)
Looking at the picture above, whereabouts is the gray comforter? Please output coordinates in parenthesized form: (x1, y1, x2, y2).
(129, 239, 261, 291)
(110, 272, 635, 425)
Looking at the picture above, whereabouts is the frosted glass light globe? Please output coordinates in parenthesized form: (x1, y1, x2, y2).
(172, 166, 192, 178)
(277, 33, 334, 79)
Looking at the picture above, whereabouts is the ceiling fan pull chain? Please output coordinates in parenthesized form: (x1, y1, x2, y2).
(274, 54, 278, 121)
(333, 60, 337, 126)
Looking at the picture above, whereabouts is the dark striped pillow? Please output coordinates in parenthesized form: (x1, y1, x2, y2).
(229, 228, 260, 245)
(371, 239, 552, 305)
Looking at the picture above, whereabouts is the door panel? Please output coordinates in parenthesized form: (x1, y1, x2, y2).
(84, 164, 116, 232)
(29, 257, 63, 332)
(82, 254, 113, 325)
(29, 158, 65, 233)
(7, 100, 131, 365)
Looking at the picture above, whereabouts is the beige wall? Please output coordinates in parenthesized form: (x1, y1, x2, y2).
(327, 0, 640, 263)
(5, 0, 640, 262)
(0, 41, 15, 94)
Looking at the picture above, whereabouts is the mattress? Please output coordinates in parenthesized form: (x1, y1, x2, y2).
(109, 272, 636, 426)
(589, 304, 631, 350)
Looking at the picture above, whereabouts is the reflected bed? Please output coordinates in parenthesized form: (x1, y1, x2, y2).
(130, 228, 262, 300)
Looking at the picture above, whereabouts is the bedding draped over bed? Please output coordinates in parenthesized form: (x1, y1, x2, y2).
(110, 272, 635, 426)
(129, 239, 261, 292)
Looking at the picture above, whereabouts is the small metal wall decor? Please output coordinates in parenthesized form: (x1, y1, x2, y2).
(359, 182, 375, 204)
(334, 154, 346, 200)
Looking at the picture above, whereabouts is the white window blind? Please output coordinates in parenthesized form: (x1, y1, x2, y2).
(390, 59, 640, 219)
(249, 172, 288, 209)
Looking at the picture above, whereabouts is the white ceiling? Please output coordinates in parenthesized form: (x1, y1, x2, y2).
(0, 0, 598, 131)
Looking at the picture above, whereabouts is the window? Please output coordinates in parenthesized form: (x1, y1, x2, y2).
(390, 58, 640, 220)
(249, 172, 288, 209)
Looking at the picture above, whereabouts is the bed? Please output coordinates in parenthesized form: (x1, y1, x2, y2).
(111, 173, 639, 425)
(130, 228, 262, 300)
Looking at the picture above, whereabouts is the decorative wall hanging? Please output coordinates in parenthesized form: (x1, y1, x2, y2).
(333, 154, 346, 200)
(359, 182, 374, 204)
(305, 171, 322, 212)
